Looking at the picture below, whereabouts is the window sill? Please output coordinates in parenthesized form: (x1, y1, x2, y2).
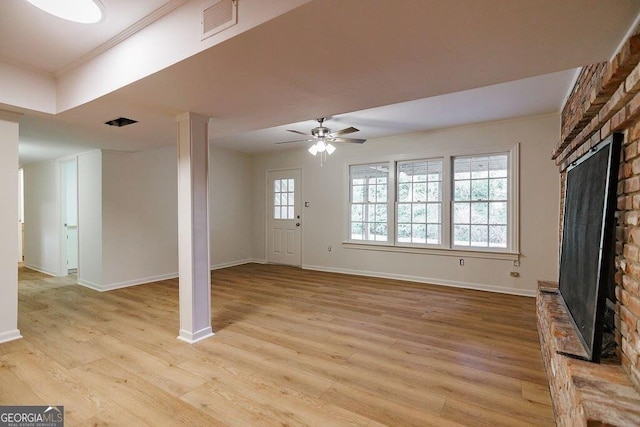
(342, 241, 520, 261)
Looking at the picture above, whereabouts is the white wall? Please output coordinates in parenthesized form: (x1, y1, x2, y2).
(0, 62, 56, 114)
(22, 143, 253, 291)
(210, 146, 252, 268)
(101, 147, 178, 288)
(23, 160, 62, 276)
(97, 144, 253, 289)
(0, 115, 21, 343)
(251, 114, 560, 295)
(77, 151, 103, 288)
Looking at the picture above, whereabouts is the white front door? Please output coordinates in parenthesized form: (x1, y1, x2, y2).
(267, 169, 302, 266)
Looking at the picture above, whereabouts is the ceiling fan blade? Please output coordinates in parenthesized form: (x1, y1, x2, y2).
(275, 138, 313, 144)
(328, 126, 359, 137)
(287, 129, 310, 136)
(330, 137, 366, 144)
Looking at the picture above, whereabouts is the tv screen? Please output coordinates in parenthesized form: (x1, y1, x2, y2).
(558, 133, 621, 362)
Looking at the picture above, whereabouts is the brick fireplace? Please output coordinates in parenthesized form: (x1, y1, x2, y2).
(537, 28, 640, 425)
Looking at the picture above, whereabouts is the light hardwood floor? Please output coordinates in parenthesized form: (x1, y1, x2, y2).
(0, 264, 554, 426)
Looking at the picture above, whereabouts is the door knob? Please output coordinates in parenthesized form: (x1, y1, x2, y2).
(296, 222, 300, 227)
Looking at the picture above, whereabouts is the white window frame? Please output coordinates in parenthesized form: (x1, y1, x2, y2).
(395, 158, 444, 247)
(451, 152, 512, 251)
(343, 144, 519, 261)
(348, 162, 394, 244)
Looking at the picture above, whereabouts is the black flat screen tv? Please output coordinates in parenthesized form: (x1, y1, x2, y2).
(558, 132, 622, 362)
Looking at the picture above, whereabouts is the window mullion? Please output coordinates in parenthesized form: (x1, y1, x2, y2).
(363, 181, 369, 240)
(442, 155, 452, 248)
(388, 160, 396, 245)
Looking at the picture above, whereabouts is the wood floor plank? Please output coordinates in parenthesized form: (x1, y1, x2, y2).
(181, 353, 371, 427)
(88, 334, 208, 397)
(180, 342, 336, 399)
(0, 264, 554, 426)
(0, 349, 102, 424)
(257, 341, 448, 414)
(394, 339, 550, 386)
(441, 396, 555, 427)
(320, 383, 460, 427)
(70, 358, 220, 426)
(0, 358, 44, 404)
(75, 406, 149, 427)
(180, 382, 271, 426)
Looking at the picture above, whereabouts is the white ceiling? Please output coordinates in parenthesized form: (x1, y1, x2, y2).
(0, 0, 179, 74)
(3, 0, 640, 166)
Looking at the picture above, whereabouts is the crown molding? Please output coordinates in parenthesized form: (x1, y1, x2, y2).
(56, 0, 189, 77)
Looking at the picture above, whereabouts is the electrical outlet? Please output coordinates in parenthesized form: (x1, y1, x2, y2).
(459, 259, 464, 266)
(510, 271, 520, 277)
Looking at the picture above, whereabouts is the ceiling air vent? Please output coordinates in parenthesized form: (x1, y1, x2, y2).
(202, 0, 237, 41)
(105, 117, 138, 127)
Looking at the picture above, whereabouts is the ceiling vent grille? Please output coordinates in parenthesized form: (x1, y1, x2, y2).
(105, 117, 138, 127)
(202, 0, 237, 40)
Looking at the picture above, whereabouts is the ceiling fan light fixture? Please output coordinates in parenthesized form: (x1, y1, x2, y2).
(26, 0, 104, 24)
(278, 118, 364, 164)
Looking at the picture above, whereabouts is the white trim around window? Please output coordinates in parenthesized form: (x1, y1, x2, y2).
(343, 144, 520, 261)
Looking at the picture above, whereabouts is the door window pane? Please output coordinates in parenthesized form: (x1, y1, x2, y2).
(273, 178, 295, 220)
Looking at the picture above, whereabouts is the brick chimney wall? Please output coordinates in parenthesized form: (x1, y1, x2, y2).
(553, 29, 640, 391)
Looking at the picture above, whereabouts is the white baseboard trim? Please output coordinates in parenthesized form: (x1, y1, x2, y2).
(250, 258, 267, 264)
(302, 264, 536, 297)
(77, 259, 257, 292)
(0, 329, 22, 344)
(77, 278, 106, 291)
(100, 272, 179, 292)
(177, 327, 215, 344)
(23, 263, 63, 277)
(210, 259, 253, 270)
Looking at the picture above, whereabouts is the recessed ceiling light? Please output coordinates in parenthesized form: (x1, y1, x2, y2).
(26, 0, 104, 24)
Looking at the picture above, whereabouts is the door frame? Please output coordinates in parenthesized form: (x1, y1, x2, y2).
(265, 167, 303, 266)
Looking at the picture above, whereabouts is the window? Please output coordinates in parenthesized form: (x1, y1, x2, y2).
(452, 155, 508, 248)
(346, 147, 517, 256)
(274, 178, 295, 219)
(350, 163, 389, 241)
(397, 159, 442, 244)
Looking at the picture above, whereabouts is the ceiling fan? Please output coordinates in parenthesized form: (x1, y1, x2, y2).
(276, 118, 366, 158)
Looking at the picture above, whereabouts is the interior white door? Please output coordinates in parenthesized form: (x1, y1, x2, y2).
(267, 169, 302, 266)
(18, 169, 23, 263)
(66, 226, 78, 270)
(63, 159, 78, 272)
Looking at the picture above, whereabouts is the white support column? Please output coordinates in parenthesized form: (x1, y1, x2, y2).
(176, 112, 214, 344)
(0, 110, 22, 344)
